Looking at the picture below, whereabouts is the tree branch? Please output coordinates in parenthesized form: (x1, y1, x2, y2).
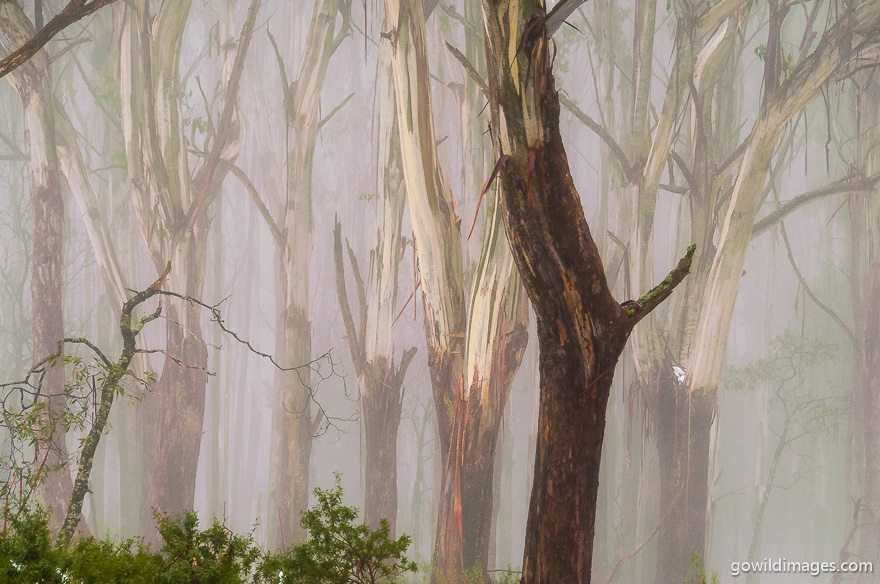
(445, 41, 488, 96)
(182, 0, 261, 238)
(333, 219, 363, 373)
(57, 260, 171, 549)
(669, 150, 696, 192)
(0, 0, 118, 80)
(779, 222, 856, 346)
(559, 93, 635, 181)
(752, 172, 880, 239)
(345, 239, 368, 342)
(623, 244, 696, 326)
(546, 0, 586, 35)
(318, 92, 356, 130)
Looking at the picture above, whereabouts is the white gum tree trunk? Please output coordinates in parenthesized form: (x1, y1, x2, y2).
(383, 0, 528, 578)
(118, 0, 257, 536)
(687, 2, 880, 397)
(268, 0, 346, 547)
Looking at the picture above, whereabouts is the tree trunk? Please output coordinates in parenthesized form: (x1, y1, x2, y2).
(382, 1, 530, 578)
(850, 69, 880, 581)
(333, 22, 414, 534)
(118, 0, 257, 534)
(480, 3, 694, 582)
(268, 0, 345, 547)
(687, 1, 880, 401)
(654, 368, 715, 584)
(0, 1, 75, 534)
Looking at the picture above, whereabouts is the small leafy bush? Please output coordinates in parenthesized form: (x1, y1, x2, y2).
(0, 475, 418, 584)
(258, 475, 417, 584)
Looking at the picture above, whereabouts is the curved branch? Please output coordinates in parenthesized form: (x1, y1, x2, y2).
(0, 0, 118, 80)
(57, 261, 171, 549)
(559, 93, 635, 182)
(779, 222, 856, 347)
(752, 172, 880, 239)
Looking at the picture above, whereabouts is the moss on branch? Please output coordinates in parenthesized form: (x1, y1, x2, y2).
(622, 243, 696, 325)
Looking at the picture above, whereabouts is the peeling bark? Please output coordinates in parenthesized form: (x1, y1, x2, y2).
(383, 1, 530, 578)
(480, 3, 694, 581)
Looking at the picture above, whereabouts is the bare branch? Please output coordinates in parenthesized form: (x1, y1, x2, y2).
(445, 41, 488, 96)
(559, 93, 635, 182)
(779, 222, 857, 347)
(546, 0, 585, 35)
(189, 151, 283, 245)
(344, 239, 368, 341)
(318, 92, 356, 130)
(182, 0, 262, 239)
(333, 219, 363, 373)
(0, 0, 118, 80)
(752, 172, 880, 238)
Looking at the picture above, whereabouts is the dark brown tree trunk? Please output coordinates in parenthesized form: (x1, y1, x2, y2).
(480, 3, 694, 581)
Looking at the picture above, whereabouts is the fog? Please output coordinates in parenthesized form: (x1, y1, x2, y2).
(0, 0, 878, 582)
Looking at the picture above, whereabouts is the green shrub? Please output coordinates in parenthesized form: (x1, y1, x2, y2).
(0, 475, 418, 584)
(258, 475, 417, 584)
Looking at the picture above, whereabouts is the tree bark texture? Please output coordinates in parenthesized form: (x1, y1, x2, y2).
(382, 1, 530, 578)
(480, 3, 694, 582)
(118, 0, 257, 534)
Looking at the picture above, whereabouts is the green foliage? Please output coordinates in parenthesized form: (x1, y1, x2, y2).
(724, 331, 836, 393)
(0, 507, 66, 583)
(0, 477, 416, 584)
(425, 566, 485, 584)
(153, 510, 262, 584)
(685, 551, 719, 584)
(258, 475, 417, 584)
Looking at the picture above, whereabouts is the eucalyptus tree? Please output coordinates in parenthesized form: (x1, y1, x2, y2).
(252, 0, 350, 546)
(333, 16, 415, 534)
(478, 1, 698, 582)
(116, 0, 260, 531)
(564, 2, 880, 580)
(685, 5, 880, 571)
(382, 0, 530, 578)
(0, 1, 74, 533)
(561, 1, 741, 577)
